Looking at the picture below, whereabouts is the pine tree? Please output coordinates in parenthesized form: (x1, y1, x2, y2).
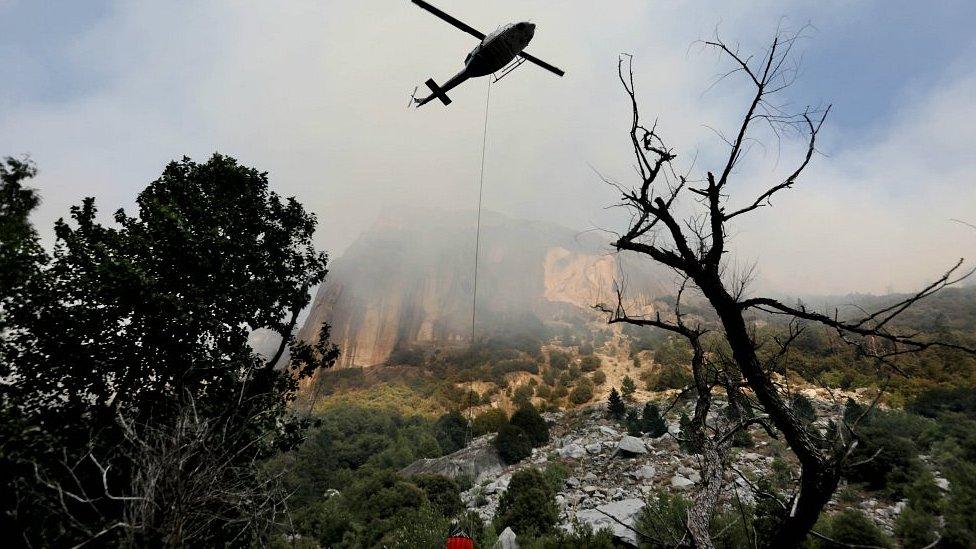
(626, 408, 642, 436)
(607, 387, 626, 420)
(621, 375, 637, 400)
(641, 402, 668, 438)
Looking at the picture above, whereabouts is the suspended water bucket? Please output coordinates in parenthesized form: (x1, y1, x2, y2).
(446, 533, 474, 549)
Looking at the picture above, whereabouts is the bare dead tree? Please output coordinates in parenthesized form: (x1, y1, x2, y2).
(28, 396, 291, 548)
(599, 30, 976, 548)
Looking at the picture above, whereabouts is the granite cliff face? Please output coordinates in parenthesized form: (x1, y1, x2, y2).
(298, 210, 668, 368)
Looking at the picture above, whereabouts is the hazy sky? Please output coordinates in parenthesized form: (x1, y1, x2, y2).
(2, 0, 975, 295)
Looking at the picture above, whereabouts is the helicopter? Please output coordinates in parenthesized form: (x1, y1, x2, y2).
(409, 0, 564, 108)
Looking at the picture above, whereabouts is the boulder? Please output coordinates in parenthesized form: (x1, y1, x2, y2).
(485, 475, 511, 495)
(575, 498, 645, 547)
(565, 476, 581, 488)
(400, 435, 503, 482)
(558, 443, 586, 459)
(585, 442, 603, 454)
(600, 426, 620, 437)
(617, 436, 648, 455)
(635, 465, 656, 479)
(670, 475, 695, 490)
(495, 527, 519, 549)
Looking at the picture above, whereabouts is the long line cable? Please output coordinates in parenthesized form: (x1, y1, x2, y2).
(471, 77, 492, 344)
(466, 78, 492, 446)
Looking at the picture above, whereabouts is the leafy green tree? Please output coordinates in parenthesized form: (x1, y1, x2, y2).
(495, 468, 559, 538)
(413, 474, 463, 517)
(472, 408, 508, 436)
(1, 154, 338, 546)
(495, 424, 532, 464)
(622, 375, 637, 399)
(607, 387, 626, 419)
(0, 156, 44, 310)
(510, 404, 550, 447)
(642, 402, 668, 438)
(435, 410, 469, 454)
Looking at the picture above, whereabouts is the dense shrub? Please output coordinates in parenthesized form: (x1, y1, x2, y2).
(626, 408, 642, 436)
(513, 384, 535, 407)
(412, 474, 463, 517)
(492, 358, 539, 378)
(548, 350, 571, 370)
(495, 468, 559, 538)
(472, 408, 508, 436)
(495, 424, 532, 464)
(434, 410, 469, 455)
(510, 405, 550, 447)
(592, 370, 607, 385)
(580, 355, 602, 372)
(635, 491, 751, 548)
(791, 393, 817, 423)
(569, 378, 594, 405)
(648, 364, 693, 391)
(808, 510, 893, 549)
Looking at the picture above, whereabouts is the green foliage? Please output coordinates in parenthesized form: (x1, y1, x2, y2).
(472, 408, 508, 436)
(548, 350, 571, 370)
(492, 358, 540, 379)
(626, 408, 642, 436)
(434, 410, 469, 455)
(808, 510, 894, 549)
(542, 462, 570, 493)
(621, 375, 637, 399)
(642, 402, 668, 438)
(895, 505, 939, 549)
(513, 384, 535, 407)
(569, 378, 594, 405)
(844, 408, 926, 495)
(1, 154, 337, 546)
(592, 370, 607, 385)
(677, 412, 703, 453)
(382, 504, 451, 548)
(412, 474, 463, 518)
(607, 387, 626, 419)
(289, 497, 355, 547)
(522, 523, 616, 548)
(510, 405, 550, 447)
(635, 491, 752, 549)
(495, 468, 559, 538)
(791, 393, 817, 423)
(495, 424, 532, 464)
(580, 355, 602, 372)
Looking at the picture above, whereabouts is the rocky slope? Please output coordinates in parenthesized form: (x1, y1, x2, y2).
(400, 394, 947, 547)
(299, 209, 670, 368)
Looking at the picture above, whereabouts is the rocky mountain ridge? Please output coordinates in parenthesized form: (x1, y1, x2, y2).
(298, 210, 670, 368)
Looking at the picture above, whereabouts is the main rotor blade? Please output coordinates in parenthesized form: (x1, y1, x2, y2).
(518, 51, 565, 77)
(410, 0, 485, 40)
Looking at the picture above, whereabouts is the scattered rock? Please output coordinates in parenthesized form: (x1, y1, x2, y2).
(400, 435, 503, 482)
(935, 477, 950, 491)
(565, 477, 580, 488)
(600, 426, 620, 437)
(742, 452, 761, 462)
(585, 442, 603, 454)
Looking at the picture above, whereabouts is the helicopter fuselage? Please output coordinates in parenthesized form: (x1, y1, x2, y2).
(414, 22, 535, 106)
